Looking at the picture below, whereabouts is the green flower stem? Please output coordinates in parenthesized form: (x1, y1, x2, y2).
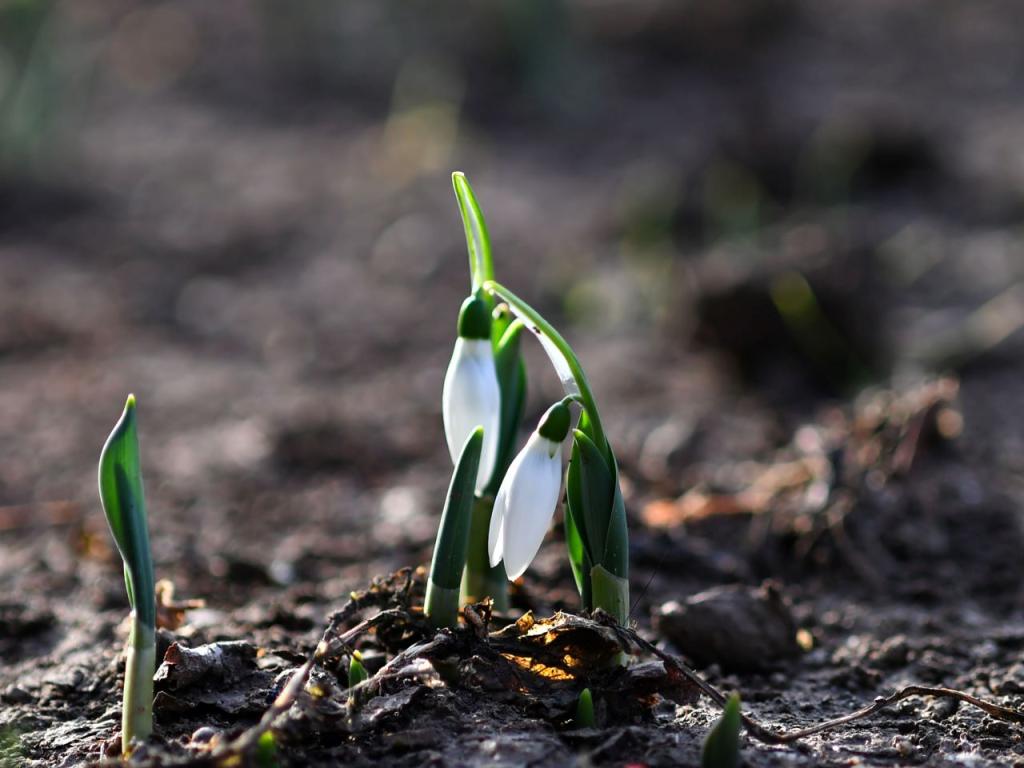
(483, 281, 608, 456)
(424, 581, 460, 629)
(460, 496, 509, 612)
(122, 617, 155, 755)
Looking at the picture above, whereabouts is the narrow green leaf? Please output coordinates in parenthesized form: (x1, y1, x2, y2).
(452, 172, 494, 292)
(485, 320, 526, 496)
(600, 465, 629, 580)
(702, 692, 742, 768)
(565, 441, 590, 591)
(428, 428, 483, 592)
(572, 429, 615, 569)
(98, 395, 155, 626)
(577, 408, 598, 449)
(123, 565, 134, 611)
(563, 501, 586, 598)
(574, 688, 595, 728)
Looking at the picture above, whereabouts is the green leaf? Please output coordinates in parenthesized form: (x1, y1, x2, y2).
(255, 730, 280, 768)
(428, 428, 483, 591)
(574, 688, 595, 728)
(452, 172, 494, 292)
(563, 499, 586, 598)
(702, 692, 742, 768)
(590, 564, 628, 626)
(577, 408, 598, 449)
(485, 320, 526, 496)
(601, 464, 629, 580)
(571, 429, 615, 569)
(98, 395, 155, 626)
(348, 654, 368, 689)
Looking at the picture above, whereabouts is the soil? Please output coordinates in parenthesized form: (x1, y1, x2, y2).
(3, 1, 1024, 766)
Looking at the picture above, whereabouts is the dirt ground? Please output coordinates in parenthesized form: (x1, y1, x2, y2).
(2, 1, 1024, 766)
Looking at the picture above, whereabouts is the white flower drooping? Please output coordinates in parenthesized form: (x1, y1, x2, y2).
(488, 402, 571, 580)
(442, 296, 501, 493)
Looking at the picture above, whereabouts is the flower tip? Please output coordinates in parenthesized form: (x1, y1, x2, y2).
(457, 295, 491, 340)
(538, 402, 571, 442)
(125, 393, 137, 411)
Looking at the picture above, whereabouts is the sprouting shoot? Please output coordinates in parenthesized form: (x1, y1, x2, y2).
(97, 394, 156, 756)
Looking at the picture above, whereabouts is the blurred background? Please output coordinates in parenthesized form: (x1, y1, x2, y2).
(2, 0, 1024, 635)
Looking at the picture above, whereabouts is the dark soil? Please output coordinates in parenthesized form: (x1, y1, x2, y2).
(3, 1, 1024, 766)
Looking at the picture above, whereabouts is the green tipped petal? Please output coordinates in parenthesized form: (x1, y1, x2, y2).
(457, 295, 492, 340)
(537, 402, 571, 442)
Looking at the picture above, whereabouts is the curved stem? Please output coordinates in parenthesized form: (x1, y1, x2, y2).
(559, 393, 584, 409)
(484, 281, 607, 454)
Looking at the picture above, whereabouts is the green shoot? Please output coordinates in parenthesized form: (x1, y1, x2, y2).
(426, 427, 483, 628)
(254, 731, 280, 768)
(702, 693, 742, 768)
(97, 394, 156, 755)
(347, 652, 368, 710)
(574, 688, 595, 728)
(348, 652, 368, 689)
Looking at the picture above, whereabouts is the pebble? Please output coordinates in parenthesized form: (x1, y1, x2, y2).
(190, 726, 219, 744)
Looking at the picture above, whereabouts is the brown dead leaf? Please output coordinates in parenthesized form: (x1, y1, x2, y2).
(155, 578, 206, 631)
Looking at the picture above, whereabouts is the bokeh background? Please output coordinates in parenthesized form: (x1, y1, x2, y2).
(4, 0, 1024, 600)
(3, 2, 1024, 761)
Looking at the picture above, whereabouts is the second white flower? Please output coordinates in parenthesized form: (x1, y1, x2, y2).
(488, 402, 571, 579)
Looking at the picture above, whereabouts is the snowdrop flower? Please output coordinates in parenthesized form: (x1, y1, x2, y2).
(488, 402, 571, 579)
(442, 295, 501, 493)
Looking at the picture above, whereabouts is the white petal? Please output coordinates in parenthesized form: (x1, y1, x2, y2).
(488, 481, 510, 567)
(442, 338, 501, 492)
(500, 435, 563, 580)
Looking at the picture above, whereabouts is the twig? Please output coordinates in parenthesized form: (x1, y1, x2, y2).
(214, 656, 314, 757)
(212, 607, 417, 762)
(610, 618, 1024, 744)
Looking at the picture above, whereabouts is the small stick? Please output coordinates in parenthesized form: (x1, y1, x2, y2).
(616, 622, 1024, 744)
(215, 657, 314, 758)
